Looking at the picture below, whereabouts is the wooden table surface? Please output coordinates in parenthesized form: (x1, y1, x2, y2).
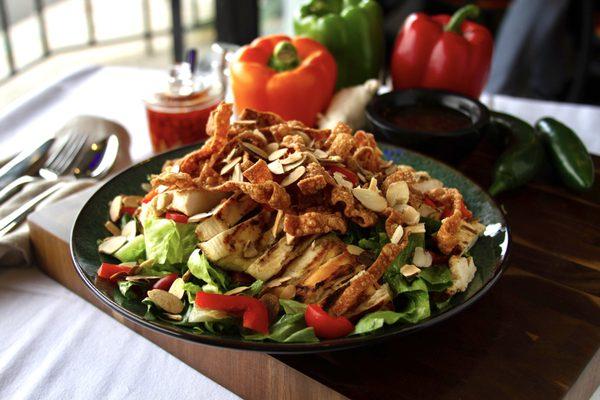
(29, 139, 600, 400)
(274, 139, 600, 400)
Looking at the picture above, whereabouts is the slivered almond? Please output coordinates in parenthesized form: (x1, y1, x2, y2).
(171, 164, 180, 173)
(267, 159, 285, 175)
(139, 258, 155, 269)
(224, 147, 238, 162)
(122, 196, 143, 208)
(400, 264, 421, 278)
(241, 142, 268, 159)
(109, 196, 122, 222)
(281, 165, 306, 187)
(357, 172, 366, 182)
(252, 129, 268, 144)
(346, 244, 364, 255)
(283, 158, 305, 172)
(268, 147, 288, 161)
(128, 265, 142, 275)
(164, 313, 183, 321)
(232, 163, 243, 182)
(386, 181, 409, 206)
(272, 209, 284, 237)
(225, 286, 250, 296)
(156, 185, 169, 193)
(182, 270, 192, 282)
(333, 172, 353, 189)
(313, 149, 328, 159)
(169, 278, 186, 299)
(147, 289, 184, 314)
(235, 119, 255, 126)
(393, 204, 420, 225)
(98, 235, 127, 255)
(121, 220, 137, 240)
(286, 233, 296, 245)
(368, 177, 379, 191)
(385, 165, 397, 175)
(126, 275, 163, 282)
(280, 152, 303, 165)
(265, 142, 279, 154)
(390, 225, 404, 244)
(413, 247, 433, 268)
(104, 221, 121, 236)
(187, 210, 214, 223)
(352, 187, 387, 212)
(220, 156, 242, 175)
(295, 131, 311, 145)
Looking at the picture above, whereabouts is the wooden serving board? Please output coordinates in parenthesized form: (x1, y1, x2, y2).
(28, 142, 600, 400)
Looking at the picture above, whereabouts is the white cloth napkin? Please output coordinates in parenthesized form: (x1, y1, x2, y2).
(0, 178, 95, 267)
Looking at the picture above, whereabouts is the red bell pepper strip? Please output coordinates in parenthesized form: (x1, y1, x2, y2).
(305, 304, 354, 339)
(165, 212, 189, 224)
(97, 263, 132, 282)
(423, 196, 437, 209)
(328, 165, 359, 186)
(152, 273, 179, 291)
(122, 207, 137, 216)
(441, 200, 472, 220)
(391, 5, 493, 98)
(142, 189, 157, 203)
(195, 292, 270, 334)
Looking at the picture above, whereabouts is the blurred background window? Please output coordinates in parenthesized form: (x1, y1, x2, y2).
(0, 0, 598, 108)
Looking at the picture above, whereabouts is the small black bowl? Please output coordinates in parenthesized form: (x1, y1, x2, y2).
(366, 89, 490, 162)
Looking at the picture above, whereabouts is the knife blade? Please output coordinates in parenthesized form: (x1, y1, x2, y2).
(0, 136, 55, 188)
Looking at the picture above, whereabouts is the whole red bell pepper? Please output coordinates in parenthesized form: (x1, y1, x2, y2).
(391, 5, 493, 98)
(230, 34, 337, 127)
(195, 292, 269, 334)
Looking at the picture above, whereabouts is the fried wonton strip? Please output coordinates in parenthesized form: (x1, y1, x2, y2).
(283, 211, 347, 237)
(297, 163, 334, 195)
(328, 271, 376, 317)
(177, 102, 233, 175)
(239, 108, 285, 127)
(151, 171, 196, 190)
(428, 187, 466, 254)
(330, 186, 378, 227)
(243, 159, 273, 184)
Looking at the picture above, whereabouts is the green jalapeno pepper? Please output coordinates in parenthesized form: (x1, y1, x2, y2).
(488, 112, 545, 196)
(535, 117, 594, 192)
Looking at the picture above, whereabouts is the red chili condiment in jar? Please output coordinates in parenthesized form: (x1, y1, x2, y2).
(145, 63, 223, 152)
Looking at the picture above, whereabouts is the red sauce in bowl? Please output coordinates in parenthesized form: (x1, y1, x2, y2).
(383, 104, 472, 133)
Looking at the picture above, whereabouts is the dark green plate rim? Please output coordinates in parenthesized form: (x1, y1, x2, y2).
(70, 143, 511, 354)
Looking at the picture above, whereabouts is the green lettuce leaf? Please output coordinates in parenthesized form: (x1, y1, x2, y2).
(279, 299, 307, 315)
(143, 218, 197, 265)
(384, 233, 425, 296)
(419, 266, 452, 292)
(353, 287, 431, 334)
(187, 250, 229, 293)
(182, 282, 202, 303)
(114, 235, 145, 262)
(244, 313, 319, 343)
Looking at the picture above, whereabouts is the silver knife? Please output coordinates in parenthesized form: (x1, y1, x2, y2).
(0, 136, 55, 188)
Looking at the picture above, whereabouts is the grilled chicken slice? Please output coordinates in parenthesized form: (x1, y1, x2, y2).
(345, 283, 393, 319)
(170, 189, 227, 216)
(198, 211, 273, 271)
(196, 194, 258, 241)
(455, 220, 485, 255)
(245, 236, 312, 281)
(278, 234, 346, 283)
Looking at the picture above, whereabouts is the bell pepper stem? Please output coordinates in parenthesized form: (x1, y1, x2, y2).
(269, 41, 300, 72)
(444, 5, 480, 33)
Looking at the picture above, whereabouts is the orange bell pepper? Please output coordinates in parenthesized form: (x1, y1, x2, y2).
(230, 34, 337, 127)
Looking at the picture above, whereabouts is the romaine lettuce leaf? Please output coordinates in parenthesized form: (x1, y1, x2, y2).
(187, 250, 229, 293)
(279, 299, 307, 315)
(143, 217, 197, 265)
(419, 265, 452, 292)
(353, 287, 431, 334)
(384, 233, 425, 296)
(244, 313, 319, 343)
(114, 235, 145, 262)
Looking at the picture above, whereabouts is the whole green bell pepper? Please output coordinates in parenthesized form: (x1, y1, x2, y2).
(294, 0, 384, 89)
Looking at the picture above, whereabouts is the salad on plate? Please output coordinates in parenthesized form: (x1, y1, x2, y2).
(96, 102, 486, 342)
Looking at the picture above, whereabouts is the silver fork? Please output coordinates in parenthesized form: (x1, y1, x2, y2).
(0, 132, 88, 203)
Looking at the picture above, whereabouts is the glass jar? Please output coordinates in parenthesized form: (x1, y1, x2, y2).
(144, 62, 223, 152)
